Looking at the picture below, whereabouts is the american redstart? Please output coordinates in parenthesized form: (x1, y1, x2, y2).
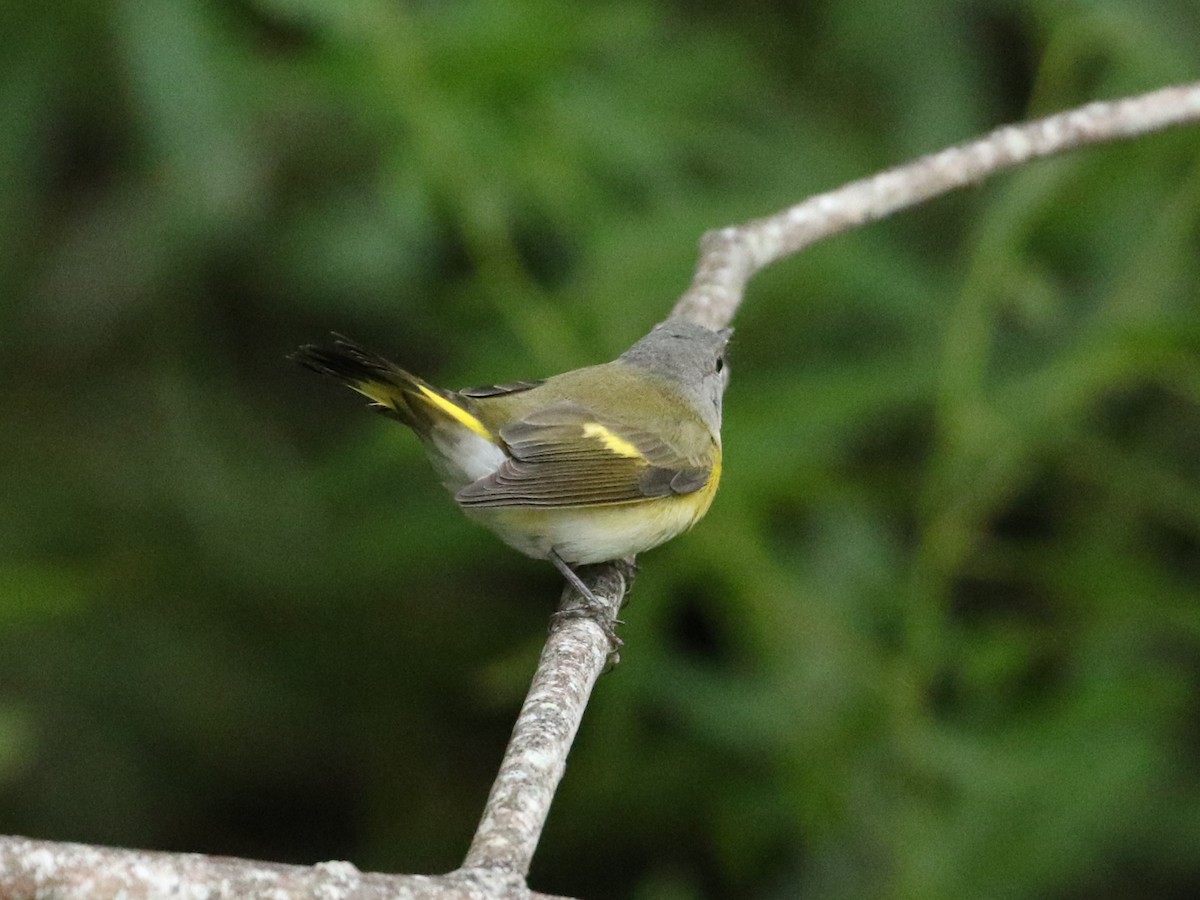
(293, 318, 731, 630)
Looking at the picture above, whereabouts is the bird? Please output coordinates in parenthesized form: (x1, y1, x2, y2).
(292, 318, 731, 641)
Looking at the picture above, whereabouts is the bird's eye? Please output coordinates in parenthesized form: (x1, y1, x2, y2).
(715, 355, 725, 373)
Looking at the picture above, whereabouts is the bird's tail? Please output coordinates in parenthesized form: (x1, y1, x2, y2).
(291, 334, 496, 445)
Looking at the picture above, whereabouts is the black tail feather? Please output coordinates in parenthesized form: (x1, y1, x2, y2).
(290, 334, 407, 387)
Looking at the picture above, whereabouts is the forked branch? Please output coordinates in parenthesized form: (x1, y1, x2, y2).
(3, 80, 1198, 900)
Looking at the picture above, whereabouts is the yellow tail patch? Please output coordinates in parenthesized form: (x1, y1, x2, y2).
(348, 380, 399, 409)
(416, 384, 494, 441)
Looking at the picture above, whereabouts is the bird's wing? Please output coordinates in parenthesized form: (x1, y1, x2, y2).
(454, 401, 712, 509)
(458, 380, 545, 398)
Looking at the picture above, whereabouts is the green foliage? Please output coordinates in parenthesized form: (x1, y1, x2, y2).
(2, 1, 1199, 897)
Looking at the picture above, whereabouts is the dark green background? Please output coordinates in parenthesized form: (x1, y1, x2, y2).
(3, 1, 1199, 898)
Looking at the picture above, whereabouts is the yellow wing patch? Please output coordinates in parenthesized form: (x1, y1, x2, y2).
(417, 384, 494, 441)
(582, 422, 644, 459)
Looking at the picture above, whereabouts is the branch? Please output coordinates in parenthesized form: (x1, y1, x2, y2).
(462, 77, 1200, 887)
(5, 80, 1199, 899)
(0, 836, 571, 900)
(673, 80, 1200, 329)
(464, 563, 635, 874)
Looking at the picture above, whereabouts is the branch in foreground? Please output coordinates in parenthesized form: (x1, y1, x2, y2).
(674, 80, 1200, 329)
(0, 836, 570, 900)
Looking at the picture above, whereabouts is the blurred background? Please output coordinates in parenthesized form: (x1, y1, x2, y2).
(2, 1, 1199, 897)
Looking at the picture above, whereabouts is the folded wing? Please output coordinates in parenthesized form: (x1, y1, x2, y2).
(455, 401, 711, 509)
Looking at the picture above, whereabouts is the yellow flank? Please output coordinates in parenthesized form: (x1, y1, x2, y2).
(417, 384, 494, 441)
(706, 452, 722, 496)
(688, 448, 721, 519)
(582, 422, 643, 459)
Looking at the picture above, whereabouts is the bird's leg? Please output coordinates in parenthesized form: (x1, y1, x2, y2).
(548, 550, 624, 655)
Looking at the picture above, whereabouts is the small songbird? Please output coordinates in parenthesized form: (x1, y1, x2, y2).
(293, 318, 731, 630)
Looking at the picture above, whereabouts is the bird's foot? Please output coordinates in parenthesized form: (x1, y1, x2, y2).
(549, 552, 625, 665)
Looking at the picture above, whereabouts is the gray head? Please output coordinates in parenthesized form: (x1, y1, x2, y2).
(619, 318, 733, 432)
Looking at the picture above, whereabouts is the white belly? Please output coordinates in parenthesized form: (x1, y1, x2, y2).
(463, 496, 711, 565)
